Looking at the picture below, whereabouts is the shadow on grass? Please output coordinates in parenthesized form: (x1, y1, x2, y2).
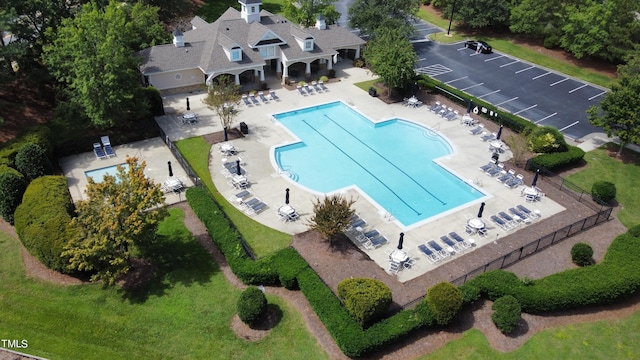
(119, 232, 218, 303)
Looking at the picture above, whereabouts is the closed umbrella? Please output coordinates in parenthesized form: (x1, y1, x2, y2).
(491, 151, 500, 163)
(466, 100, 474, 114)
(285, 188, 290, 204)
(236, 159, 241, 175)
(532, 169, 540, 187)
(186, 97, 190, 111)
(496, 125, 503, 140)
(477, 202, 485, 218)
(168, 161, 173, 177)
(397, 232, 404, 250)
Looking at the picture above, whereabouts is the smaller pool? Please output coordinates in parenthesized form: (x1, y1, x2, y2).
(85, 164, 128, 182)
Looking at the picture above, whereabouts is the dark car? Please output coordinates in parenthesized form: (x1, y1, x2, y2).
(464, 40, 492, 54)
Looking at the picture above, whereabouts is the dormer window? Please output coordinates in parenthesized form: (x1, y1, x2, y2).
(304, 39, 313, 51)
(231, 48, 242, 61)
(251, 6, 256, 13)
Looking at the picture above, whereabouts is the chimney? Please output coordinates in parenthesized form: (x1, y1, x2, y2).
(172, 28, 184, 47)
(315, 15, 326, 30)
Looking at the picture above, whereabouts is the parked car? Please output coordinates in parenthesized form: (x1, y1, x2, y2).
(464, 40, 492, 54)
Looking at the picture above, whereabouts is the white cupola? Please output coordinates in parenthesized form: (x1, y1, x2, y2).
(172, 28, 184, 47)
(239, 0, 262, 24)
(315, 14, 326, 30)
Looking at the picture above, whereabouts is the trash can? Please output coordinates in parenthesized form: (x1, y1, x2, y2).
(240, 122, 249, 134)
(368, 87, 377, 97)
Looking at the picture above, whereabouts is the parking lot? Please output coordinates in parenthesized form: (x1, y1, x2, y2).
(414, 41, 608, 140)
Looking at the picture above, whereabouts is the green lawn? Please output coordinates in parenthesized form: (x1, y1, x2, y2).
(0, 208, 327, 359)
(565, 144, 640, 228)
(175, 136, 292, 257)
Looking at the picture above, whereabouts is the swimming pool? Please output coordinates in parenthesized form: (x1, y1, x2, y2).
(85, 163, 129, 182)
(273, 101, 485, 227)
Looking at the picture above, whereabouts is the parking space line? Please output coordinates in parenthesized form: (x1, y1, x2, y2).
(496, 97, 518, 106)
(535, 112, 557, 124)
(445, 76, 468, 85)
(484, 55, 504, 62)
(461, 83, 484, 91)
(514, 104, 538, 115)
(478, 89, 501, 98)
(569, 84, 588, 93)
(559, 121, 579, 131)
(457, 47, 467, 51)
(589, 91, 606, 101)
(532, 72, 551, 80)
(550, 78, 569, 86)
(500, 60, 519, 68)
(516, 66, 534, 73)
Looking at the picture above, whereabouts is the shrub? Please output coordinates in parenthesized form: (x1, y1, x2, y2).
(319, 75, 329, 83)
(426, 282, 463, 325)
(491, 295, 521, 334)
(15, 143, 52, 181)
(571, 242, 594, 266)
(328, 69, 336, 78)
(543, 35, 560, 49)
(353, 58, 365, 68)
(141, 86, 164, 116)
(0, 168, 27, 224)
(592, 181, 616, 203)
(0, 126, 52, 168)
(337, 278, 392, 327)
(14, 176, 74, 272)
(237, 286, 268, 326)
(528, 145, 585, 171)
(528, 126, 568, 153)
(298, 80, 307, 87)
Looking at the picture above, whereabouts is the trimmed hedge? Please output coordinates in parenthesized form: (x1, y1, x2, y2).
(426, 282, 463, 325)
(491, 295, 521, 334)
(571, 242, 594, 266)
(338, 278, 392, 327)
(527, 145, 585, 171)
(237, 286, 268, 326)
(14, 176, 75, 272)
(528, 126, 568, 153)
(0, 167, 27, 224)
(15, 143, 53, 181)
(592, 181, 616, 203)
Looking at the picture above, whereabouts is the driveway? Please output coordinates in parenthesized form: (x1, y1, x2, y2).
(413, 41, 607, 140)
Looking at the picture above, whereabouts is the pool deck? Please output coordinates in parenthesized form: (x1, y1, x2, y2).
(59, 137, 195, 206)
(154, 62, 566, 282)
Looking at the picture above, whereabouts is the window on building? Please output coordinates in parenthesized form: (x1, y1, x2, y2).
(231, 49, 242, 61)
(304, 40, 313, 51)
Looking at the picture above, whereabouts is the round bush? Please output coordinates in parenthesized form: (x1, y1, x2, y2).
(237, 286, 267, 326)
(0, 168, 27, 224)
(337, 278, 392, 327)
(426, 282, 463, 325)
(491, 295, 521, 334)
(571, 242, 594, 267)
(15, 143, 52, 181)
(591, 181, 616, 203)
(528, 126, 568, 154)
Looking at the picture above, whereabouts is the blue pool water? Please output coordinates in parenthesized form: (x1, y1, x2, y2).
(85, 164, 129, 182)
(273, 101, 484, 227)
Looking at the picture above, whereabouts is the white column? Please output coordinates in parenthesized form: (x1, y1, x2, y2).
(305, 62, 311, 75)
(355, 46, 360, 59)
(283, 63, 289, 77)
(234, 73, 240, 85)
(259, 68, 265, 81)
(328, 57, 333, 70)
(276, 60, 281, 72)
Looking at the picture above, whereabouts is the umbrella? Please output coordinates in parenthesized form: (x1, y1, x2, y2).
(285, 188, 290, 204)
(532, 169, 540, 187)
(491, 151, 500, 163)
(236, 159, 241, 175)
(496, 125, 503, 140)
(477, 202, 485, 218)
(466, 100, 474, 114)
(186, 97, 190, 111)
(397, 232, 404, 250)
(168, 161, 173, 177)
(412, 82, 417, 96)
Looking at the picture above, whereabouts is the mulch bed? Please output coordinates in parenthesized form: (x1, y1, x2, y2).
(202, 128, 245, 145)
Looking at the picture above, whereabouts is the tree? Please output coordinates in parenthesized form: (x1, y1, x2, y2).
(509, 0, 563, 40)
(63, 156, 167, 285)
(439, 0, 511, 29)
(503, 133, 529, 168)
(308, 194, 355, 245)
(282, 0, 340, 27)
(14, 143, 52, 181)
(348, 0, 420, 38)
(364, 26, 417, 96)
(588, 52, 640, 156)
(42, 1, 168, 128)
(203, 75, 242, 142)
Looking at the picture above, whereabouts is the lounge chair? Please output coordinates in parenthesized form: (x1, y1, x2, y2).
(428, 240, 450, 258)
(249, 93, 259, 105)
(241, 197, 260, 209)
(268, 90, 279, 101)
(490, 215, 512, 231)
(448, 232, 471, 249)
(429, 101, 442, 113)
(101, 136, 116, 157)
(469, 124, 485, 135)
(498, 211, 519, 227)
(356, 229, 379, 243)
(486, 163, 504, 176)
(305, 83, 313, 94)
(297, 85, 306, 95)
(479, 160, 496, 172)
(517, 204, 540, 220)
(93, 143, 107, 159)
(319, 80, 328, 91)
(417, 244, 439, 263)
(505, 174, 524, 189)
(497, 169, 516, 183)
(245, 201, 267, 216)
(258, 91, 269, 103)
(312, 81, 322, 92)
(509, 207, 532, 223)
(242, 94, 252, 106)
(370, 235, 388, 249)
(480, 132, 497, 142)
(440, 235, 462, 252)
(445, 110, 459, 121)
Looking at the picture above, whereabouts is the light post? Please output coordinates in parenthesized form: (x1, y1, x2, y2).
(446, 0, 457, 36)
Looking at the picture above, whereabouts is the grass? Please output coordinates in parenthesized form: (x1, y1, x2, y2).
(565, 144, 640, 228)
(175, 136, 292, 257)
(416, 8, 614, 89)
(421, 310, 640, 360)
(354, 79, 381, 93)
(0, 208, 327, 359)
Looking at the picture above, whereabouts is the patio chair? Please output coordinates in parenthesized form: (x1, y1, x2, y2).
(498, 211, 520, 227)
(517, 204, 540, 220)
(490, 215, 512, 231)
(370, 235, 388, 249)
(428, 240, 450, 258)
(403, 258, 417, 270)
(469, 124, 485, 135)
(319, 80, 328, 91)
(345, 217, 366, 233)
(497, 169, 516, 183)
(356, 229, 379, 243)
(480, 132, 497, 142)
(240, 197, 260, 210)
(305, 83, 313, 94)
(429, 101, 443, 113)
(244, 201, 267, 216)
(477, 227, 488, 237)
(505, 174, 524, 189)
(101, 136, 116, 157)
(509, 207, 532, 224)
(417, 244, 439, 263)
(440, 235, 461, 252)
(258, 91, 269, 103)
(486, 163, 504, 176)
(297, 85, 306, 95)
(242, 94, 252, 106)
(312, 81, 322, 92)
(479, 160, 496, 172)
(448, 232, 471, 249)
(384, 247, 395, 256)
(93, 143, 107, 159)
(388, 261, 400, 275)
(268, 90, 279, 101)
